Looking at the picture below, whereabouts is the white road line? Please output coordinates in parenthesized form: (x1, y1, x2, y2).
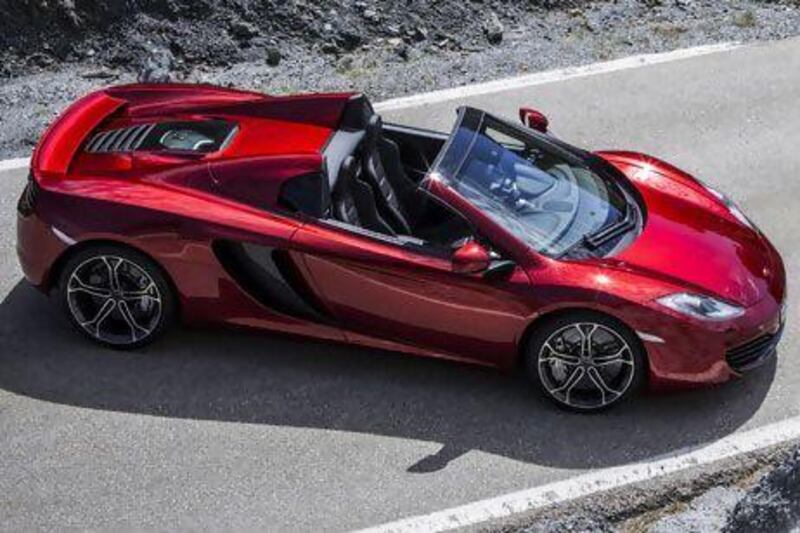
(0, 157, 30, 172)
(356, 415, 800, 533)
(374, 42, 739, 111)
(0, 42, 740, 172)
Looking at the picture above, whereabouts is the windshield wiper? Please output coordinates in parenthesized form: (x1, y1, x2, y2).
(583, 204, 636, 249)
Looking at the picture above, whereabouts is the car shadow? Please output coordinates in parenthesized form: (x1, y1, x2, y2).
(0, 281, 776, 472)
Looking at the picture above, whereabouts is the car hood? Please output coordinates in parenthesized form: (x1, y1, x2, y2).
(599, 152, 779, 307)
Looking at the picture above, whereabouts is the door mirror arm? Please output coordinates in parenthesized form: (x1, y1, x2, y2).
(483, 259, 517, 280)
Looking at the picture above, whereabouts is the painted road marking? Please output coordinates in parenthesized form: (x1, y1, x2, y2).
(0, 42, 741, 172)
(356, 415, 800, 532)
(374, 42, 739, 112)
(0, 157, 30, 171)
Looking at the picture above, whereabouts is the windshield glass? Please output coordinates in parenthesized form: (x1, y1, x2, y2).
(431, 107, 629, 257)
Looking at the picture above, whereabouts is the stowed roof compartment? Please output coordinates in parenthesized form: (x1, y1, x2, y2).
(31, 83, 368, 215)
(33, 83, 359, 176)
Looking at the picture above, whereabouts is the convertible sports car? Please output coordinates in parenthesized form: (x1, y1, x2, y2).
(17, 83, 786, 411)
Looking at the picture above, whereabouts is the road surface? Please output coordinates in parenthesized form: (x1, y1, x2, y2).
(0, 37, 798, 531)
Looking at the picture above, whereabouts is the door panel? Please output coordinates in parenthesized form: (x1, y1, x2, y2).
(292, 221, 535, 366)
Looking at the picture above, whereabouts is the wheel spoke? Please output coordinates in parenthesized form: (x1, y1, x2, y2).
(587, 366, 621, 406)
(542, 342, 581, 365)
(118, 300, 150, 341)
(594, 358, 633, 367)
(550, 367, 586, 403)
(68, 277, 112, 298)
(81, 298, 117, 335)
(100, 256, 122, 291)
(578, 323, 598, 358)
(121, 282, 160, 303)
(593, 346, 631, 365)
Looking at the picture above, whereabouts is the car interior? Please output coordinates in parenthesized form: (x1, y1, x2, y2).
(282, 95, 474, 250)
(282, 95, 475, 252)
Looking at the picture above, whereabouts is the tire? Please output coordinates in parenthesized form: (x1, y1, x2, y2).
(58, 245, 176, 349)
(524, 310, 647, 413)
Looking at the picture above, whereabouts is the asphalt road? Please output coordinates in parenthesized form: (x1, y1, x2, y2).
(1, 38, 799, 531)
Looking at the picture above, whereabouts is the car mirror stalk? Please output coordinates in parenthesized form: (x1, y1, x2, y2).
(483, 259, 517, 280)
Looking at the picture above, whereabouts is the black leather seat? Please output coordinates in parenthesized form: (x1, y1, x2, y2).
(332, 156, 395, 235)
(362, 115, 417, 235)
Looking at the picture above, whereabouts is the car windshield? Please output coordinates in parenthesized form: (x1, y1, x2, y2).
(430, 107, 630, 257)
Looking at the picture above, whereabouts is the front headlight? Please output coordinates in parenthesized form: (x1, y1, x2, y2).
(702, 184, 754, 229)
(657, 292, 745, 321)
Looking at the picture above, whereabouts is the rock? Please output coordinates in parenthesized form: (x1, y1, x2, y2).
(137, 48, 175, 83)
(337, 55, 354, 71)
(394, 42, 410, 60)
(337, 29, 363, 51)
(484, 12, 504, 45)
(321, 42, 339, 55)
(28, 53, 54, 68)
(230, 21, 259, 40)
(362, 9, 380, 23)
(81, 68, 116, 80)
(725, 449, 800, 532)
(265, 47, 281, 66)
(650, 487, 745, 533)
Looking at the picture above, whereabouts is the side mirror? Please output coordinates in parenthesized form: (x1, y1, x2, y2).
(452, 241, 490, 274)
(519, 107, 549, 133)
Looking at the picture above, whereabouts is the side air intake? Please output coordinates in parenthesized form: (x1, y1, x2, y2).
(85, 124, 156, 153)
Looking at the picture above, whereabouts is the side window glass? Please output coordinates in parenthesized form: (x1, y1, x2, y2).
(484, 126, 526, 152)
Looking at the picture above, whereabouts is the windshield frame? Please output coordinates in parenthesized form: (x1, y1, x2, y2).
(424, 106, 638, 259)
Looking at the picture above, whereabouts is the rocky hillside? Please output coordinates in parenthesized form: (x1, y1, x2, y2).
(2, 0, 800, 157)
(0, 0, 586, 78)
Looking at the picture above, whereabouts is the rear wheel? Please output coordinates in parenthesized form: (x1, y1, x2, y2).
(525, 311, 646, 412)
(58, 245, 176, 349)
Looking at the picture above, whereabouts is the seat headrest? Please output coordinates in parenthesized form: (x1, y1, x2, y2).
(335, 156, 356, 192)
(364, 114, 383, 149)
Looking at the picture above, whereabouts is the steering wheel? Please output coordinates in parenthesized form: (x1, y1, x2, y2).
(488, 170, 544, 215)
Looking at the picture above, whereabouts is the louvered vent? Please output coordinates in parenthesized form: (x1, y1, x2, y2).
(85, 123, 156, 154)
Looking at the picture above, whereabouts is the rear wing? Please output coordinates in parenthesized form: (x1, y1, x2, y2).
(32, 91, 125, 176)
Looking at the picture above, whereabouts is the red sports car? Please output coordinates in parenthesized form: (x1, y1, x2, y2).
(17, 84, 786, 411)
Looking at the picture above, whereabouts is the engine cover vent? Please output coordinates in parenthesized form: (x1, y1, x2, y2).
(85, 123, 156, 153)
(85, 120, 237, 155)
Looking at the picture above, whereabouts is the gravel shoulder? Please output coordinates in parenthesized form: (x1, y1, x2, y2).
(493, 441, 800, 532)
(2, 1, 800, 158)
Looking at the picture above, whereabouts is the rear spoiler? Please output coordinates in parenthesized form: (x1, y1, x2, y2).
(32, 91, 125, 175)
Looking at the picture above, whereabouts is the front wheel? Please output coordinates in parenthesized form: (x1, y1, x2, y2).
(525, 311, 647, 412)
(58, 245, 176, 349)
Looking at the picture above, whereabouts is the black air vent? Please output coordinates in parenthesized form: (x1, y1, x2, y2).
(726, 327, 783, 372)
(85, 120, 238, 155)
(85, 124, 156, 153)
